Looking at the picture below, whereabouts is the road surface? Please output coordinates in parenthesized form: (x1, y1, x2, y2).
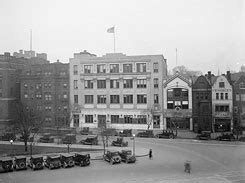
(0, 138, 245, 183)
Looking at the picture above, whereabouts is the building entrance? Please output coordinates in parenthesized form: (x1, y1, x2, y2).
(98, 115, 106, 128)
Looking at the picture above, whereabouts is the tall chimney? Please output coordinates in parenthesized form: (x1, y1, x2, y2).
(207, 71, 212, 82)
(227, 71, 231, 83)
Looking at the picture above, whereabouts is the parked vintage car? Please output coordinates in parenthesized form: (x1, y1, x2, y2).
(103, 150, 121, 165)
(62, 134, 76, 144)
(119, 129, 132, 137)
(112, 137, 128, 147)
(60, 153, 75, 168)
(0, 132, 16, 141)
(14, 156, 27, 170)
(0, 157, 13, 172)
(80, 127, 92, 135)
(39, 133, 54, 143)
(29, 155, 44, 170)
(119, 150, 136, 163)
(80, 135, 98, 145)
(239, 136, 245, 142)
(196, 131, 211, 140)
(137, 130, 154, 138)
(155, 130, 176, 139)
(74, 153, 90, 167)
(215, 133, 235, 141)
(45, 155, 61, 169)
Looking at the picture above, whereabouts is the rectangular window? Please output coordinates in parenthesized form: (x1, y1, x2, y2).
(73, 65, 78, 75)
(154, 78, 159, 88)
(63, 92, 67, 99)
(236, 94, 240, 101)
(234, 106, 238, 113)
(154, 94, 159, 104)
(241, 94, 245, 101)
(216, 93, 219, 100)
(84, 65, 93, 74)
(137, 94, 147, 104)
(137, 79, 147, 88)
(182, 89, 188, 97)
(73, 114, 79, 127)
(123, 95, 133, 104)
(85, 115, 93, 123)
(167, 101, 174, 109)
(239, 82, 245, 89)
(110, 79, 120, 89)
(182, 101, 189, 109)
(63, 83, 67, 88)
(97, 95, 106, 104)
(111, 115, 119, 123)
(215, 105, 229, 112)
(225, 93, 228, 100)
(153, 62, 159, 73)
(123, 79, 133, 88)
(74, 95, 78, 103)
(85, 95, 94, 104)
(44, 93, 52, 101)
(97, 64, 106, 73)
(174, 88, 181, 97)
(219, 82, 225, 88)
(110, 95, 120, 104)
(74, 80, 78, 89)
(137, 115, 147, 124)
(123, 64, 132, 73)
(24, 93, 28, 99)
(84, 80, 93, 89)
(124, 115, 133, 124)
(110, 64, 119, 73)
(97, 80, 106, 89)
(136, 63, 146, 72)
(220, 93, 224, 100)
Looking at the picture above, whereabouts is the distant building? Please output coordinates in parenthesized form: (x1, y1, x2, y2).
(0, 52, 49, 131)
(192, 72, 212, 133)
(163, 73, 193, 131)
(69, 51, 167, 130)
(212, 72, 233, 132)
(13, 50, 47, 60)
(20, 61, 69, 127)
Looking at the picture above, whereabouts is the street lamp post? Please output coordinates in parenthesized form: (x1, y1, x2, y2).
(10, 139, 13, 157)
(132, 134, 135, 156)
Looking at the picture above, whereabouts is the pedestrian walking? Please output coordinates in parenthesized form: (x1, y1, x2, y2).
(149, 149, 152, 159)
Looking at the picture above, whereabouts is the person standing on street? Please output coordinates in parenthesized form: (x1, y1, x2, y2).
(149, 149, 152, 159)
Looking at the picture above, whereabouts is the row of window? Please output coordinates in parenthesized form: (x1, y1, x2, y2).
(24, 92, 68, 100)
(26, 105, 68, 112)
(26, 71, 67, 76)
(73, 62, 159, 75)
(24, 83, 68, 89)
(73, 115, 148, 124)
(74, 78, 159, 89)
(74, 94, 159, 104)
(216, 93, 229, 100)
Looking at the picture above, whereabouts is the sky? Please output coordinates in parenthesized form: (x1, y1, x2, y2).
(0, 0, 244, 74)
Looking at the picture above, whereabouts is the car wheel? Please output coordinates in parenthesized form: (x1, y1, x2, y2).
(169, 134, 174, 139)
(155, 135, 159, 138)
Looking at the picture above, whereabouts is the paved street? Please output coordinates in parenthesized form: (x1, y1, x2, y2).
(0, 138, 245, 183)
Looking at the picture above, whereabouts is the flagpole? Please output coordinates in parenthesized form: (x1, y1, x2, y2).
(113, 25, 116, 53)
(175, 48, 178, 67)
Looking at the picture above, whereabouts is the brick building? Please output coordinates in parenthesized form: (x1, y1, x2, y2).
(20, 61, 69, 127)
(69, 51, 167, 130)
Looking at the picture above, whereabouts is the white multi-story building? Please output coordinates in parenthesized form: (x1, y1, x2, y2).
(212, 74, 233, 132)
(69, 51, 167, 131)
(163, 73, 193, 131)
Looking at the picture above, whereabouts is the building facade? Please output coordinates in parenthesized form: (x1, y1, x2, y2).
(163, 73, 193, 131)
(212, 73, 233, 132)
(20, 61, 69, 127)
(69, 51, 167, 130)
(192, 73, 212, 133)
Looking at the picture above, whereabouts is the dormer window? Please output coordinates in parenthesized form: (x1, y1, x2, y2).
(239, 82, 245, 89)
(219, 82, 225, 88)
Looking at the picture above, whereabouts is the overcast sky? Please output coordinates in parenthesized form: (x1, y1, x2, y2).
(0, 0, 244, 74)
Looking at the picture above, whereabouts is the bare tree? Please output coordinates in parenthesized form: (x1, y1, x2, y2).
(171, 65, 202, 78)
(14, 101, 43, 152)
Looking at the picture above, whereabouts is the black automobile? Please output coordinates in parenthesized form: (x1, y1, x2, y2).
(29, 155, 44, 170)
(112, 137, 128, 147)
(119, 150, 136, 163)
(155, 130, 175, 139)
(14, 156, 27, 170)
(239, 136, 245, 141)
(80, 135, 98, 145)
(197, 131, 211, 140)
(60, 153, 75, 168)
(62, 134, 76, 144)
(45, 155, 61, 169)
(103, 150, 121, 165)
(216, 133, 235, 141)
(39, 133, 53, 143)
(0, 157, 13, 173)
(74, 153, 90, 167)
(137, 130, 154, 138)
(119, 129, 132, 137)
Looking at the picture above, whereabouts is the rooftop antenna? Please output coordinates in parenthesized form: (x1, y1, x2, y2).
(30, 29, 32, 51)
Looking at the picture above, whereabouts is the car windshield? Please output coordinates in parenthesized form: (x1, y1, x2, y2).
(111, 152, 119, 156)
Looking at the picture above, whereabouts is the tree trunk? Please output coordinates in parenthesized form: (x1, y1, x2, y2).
(24, 140, 28, 152)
